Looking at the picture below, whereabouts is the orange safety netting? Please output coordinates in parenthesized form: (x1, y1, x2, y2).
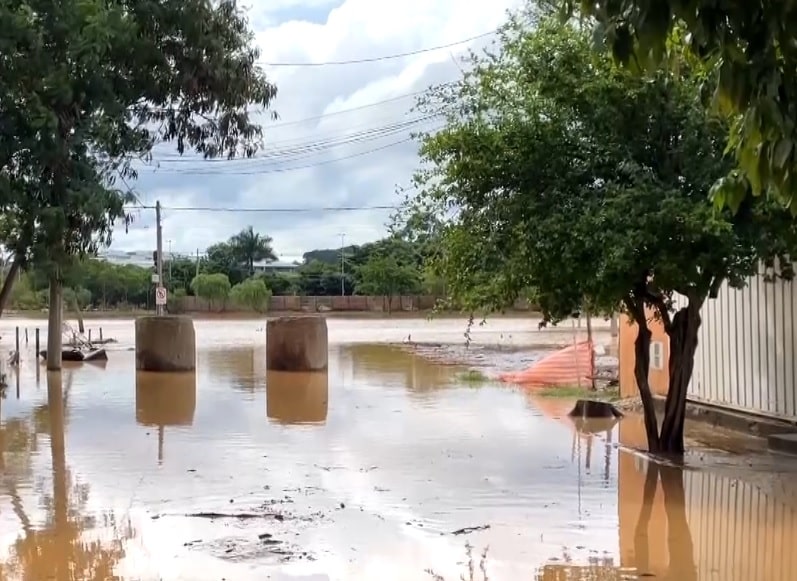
(498, 340, 594, 387)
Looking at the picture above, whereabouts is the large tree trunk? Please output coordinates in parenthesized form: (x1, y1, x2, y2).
(659, 305, 701, 454)
(0, 258, 22, 317)
(633, 316, 661, 452)
(47, 277, 64, 371)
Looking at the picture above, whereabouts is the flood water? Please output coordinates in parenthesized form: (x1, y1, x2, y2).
(1, 317, 796, 580)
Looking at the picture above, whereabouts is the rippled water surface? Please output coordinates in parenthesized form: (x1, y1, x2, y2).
(0, 317, 796, 580)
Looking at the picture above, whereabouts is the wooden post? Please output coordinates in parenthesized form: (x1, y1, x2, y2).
(24, 328, 28, 344)
(88, 329, 92, 343)
(35, 328, 40, 356)
(585, 308, 596, 390)
(15, 327, 19, 358)
(99, 327, 103, 342)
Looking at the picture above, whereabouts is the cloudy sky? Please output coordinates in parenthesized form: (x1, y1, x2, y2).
(114, 0, 521, 262)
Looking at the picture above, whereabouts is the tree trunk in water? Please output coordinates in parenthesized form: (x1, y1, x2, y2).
(633, 460, 660, 572)
(634, 321, 661, 452)
(47, 278, 64, 371)
(659, 465, 697, 579)
(660, 306, 701, 454)
(0, 258, 21, 317)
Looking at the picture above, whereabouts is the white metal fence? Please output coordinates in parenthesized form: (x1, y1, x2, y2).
(678, 269, 797, 421)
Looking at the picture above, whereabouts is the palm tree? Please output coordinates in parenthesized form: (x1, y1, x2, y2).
(229, 226, 277, 276)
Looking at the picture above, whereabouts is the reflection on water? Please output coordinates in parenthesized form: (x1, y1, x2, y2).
(135, 372, 197, 427)
(1, 320, 797, 580)
(618, 416, 797, 581)
(135, 372, 197, 466)
(204, 347, 265, 395)
(266, 371, 328, 425)
(346, 343, 464, 393)
(0, 372, 133, 580)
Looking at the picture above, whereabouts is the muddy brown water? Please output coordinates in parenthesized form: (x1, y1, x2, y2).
(0, 317, 796, 580)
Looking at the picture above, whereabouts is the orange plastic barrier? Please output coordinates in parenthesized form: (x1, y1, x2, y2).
(498, 341, 594, 387)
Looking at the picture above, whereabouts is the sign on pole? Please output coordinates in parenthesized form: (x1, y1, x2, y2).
(155, 287, 167, 305)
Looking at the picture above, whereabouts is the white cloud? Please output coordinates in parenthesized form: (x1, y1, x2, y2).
(113, 0, 521, 260)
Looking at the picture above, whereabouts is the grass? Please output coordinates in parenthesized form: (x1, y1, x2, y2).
(454, 369, 490, 383)
(534, 384, 620, 401)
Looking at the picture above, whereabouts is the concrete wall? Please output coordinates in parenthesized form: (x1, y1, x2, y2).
(177, 295, 536, 313)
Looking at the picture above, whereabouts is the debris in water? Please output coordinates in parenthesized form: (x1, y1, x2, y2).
(450, 525, 491, 536)
(568, 399, 623, 418)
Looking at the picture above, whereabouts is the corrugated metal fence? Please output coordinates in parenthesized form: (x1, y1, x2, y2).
(681, 268, 797, 421)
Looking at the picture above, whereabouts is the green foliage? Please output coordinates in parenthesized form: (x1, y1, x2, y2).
(414, 14, 796, 321)
(9, 273, 45, 311)
(296, 260, 351, 296)
(355, 254, 421, 299)
(169, 287, 188, 314)
(63, 286, 92, 310)
(560, 0, 797, 213)
(411, 12, 797, 452)
(190, 273, 231, 309)
(230, 277, 271, 312)
(229, 226, 277, 276)
(0, 0, 277, 290)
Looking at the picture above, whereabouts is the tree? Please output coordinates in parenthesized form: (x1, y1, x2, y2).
(230, 277, 271, 312)
(559, 1, 797, 213)
(62, 287, 91, 310)
(411, 13, 797, 454)
(356, 253, 421, 312)
(190, 273, 231, 311)
(0, 0, 277, 369)
(202, 242, 245, 286)
(297, 260, 349, 296)
(230, 226, 277, 276)
(167, 257, 199, 295)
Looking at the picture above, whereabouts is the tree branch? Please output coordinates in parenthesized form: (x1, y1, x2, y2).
(644, 289, 673, 334)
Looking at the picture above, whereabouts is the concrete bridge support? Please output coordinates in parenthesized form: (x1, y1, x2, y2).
(266, 316, 328, 371)
(135, 315, 196, 372)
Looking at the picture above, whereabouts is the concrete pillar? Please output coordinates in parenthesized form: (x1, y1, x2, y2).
(266, 316, 328, 371)
(135, 371, 197, 426)
(266, 370, 328, 424)
(135, 315, 196, 371)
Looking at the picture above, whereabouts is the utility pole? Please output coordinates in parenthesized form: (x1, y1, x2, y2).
(195, 248, 200, 278)
(156, 200, 164, 315)
(168, 239, 173, 283)
(339, 233, 345, 295)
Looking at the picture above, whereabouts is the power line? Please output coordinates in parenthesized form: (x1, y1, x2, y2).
(138, 204, 401, 213)
(262, 30, 497, 67)
(149, 115, 438, 164)
(137, 136, 427, 175)
(258, 90, 431, 127)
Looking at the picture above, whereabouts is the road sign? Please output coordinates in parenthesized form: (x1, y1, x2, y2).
(155, 287, 167, 305)
(151, 274, 160, 283)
